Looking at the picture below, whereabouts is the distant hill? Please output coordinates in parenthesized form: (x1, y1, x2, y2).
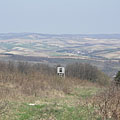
(0, 33, 120, 60)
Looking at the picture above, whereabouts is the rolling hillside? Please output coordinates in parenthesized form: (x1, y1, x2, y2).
(0, 33, 120, 60)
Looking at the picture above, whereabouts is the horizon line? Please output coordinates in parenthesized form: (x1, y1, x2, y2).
(0, 32, 120, 35)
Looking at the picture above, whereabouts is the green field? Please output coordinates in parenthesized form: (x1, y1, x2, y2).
(0, 86, 101, 120)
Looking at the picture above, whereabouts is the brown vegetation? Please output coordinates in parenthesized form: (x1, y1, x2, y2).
(0, 61, 71, 100)
(85, 84, 120, 120)
(66, 63, 109, 85)
(0, 61, 117, 119)
(0, 61, 109, 100)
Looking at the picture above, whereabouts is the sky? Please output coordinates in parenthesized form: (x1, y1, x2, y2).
(0, 0, 120, 34)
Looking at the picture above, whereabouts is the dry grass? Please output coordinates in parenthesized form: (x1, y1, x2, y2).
(0, 61, 113, 120)
(0, 70, 80, 101)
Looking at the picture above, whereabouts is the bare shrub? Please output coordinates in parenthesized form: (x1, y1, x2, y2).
(0, 100, 9, 116)
(89, 84, 120, 120)
(66, 62, 109, 85)
(0, 61, 109, 100)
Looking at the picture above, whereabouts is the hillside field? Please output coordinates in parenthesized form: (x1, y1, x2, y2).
(0, 33, 120, 60)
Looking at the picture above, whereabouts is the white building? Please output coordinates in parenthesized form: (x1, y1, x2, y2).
(57, 67, 65, 77)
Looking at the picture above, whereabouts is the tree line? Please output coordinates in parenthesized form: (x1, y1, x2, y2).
(0, 61, 110, 85)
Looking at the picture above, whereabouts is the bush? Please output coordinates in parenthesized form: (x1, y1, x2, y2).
(115, 71, 120, 85)
(66, 63, 109, 85)
(0, 61, 109, 98)
(91, 85, 120, 120)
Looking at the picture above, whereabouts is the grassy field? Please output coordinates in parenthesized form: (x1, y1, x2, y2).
(0, 61, 119, 120)
(0, 85, 101, 120)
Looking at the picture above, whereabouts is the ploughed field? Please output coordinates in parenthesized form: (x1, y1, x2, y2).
(0, 33, 120, 60)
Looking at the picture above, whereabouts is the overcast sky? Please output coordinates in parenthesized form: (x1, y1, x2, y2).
(0, 0, 120, 34)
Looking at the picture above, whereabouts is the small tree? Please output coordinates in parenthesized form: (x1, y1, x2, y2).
(115, 71, 120, 85)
